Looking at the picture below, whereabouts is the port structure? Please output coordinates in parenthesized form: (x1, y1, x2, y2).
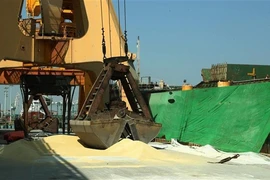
(0, 66, 85, 135)
(0, 0, 137, 115)
(0, 1, 156, 148)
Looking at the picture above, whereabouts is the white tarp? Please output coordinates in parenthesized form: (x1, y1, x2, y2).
(149, 139, 270, 165)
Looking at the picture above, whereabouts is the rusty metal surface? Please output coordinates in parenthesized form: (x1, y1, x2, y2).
(51, 41, 70, 64)
(16, 116, 58, 134)
(126, 72, 152, 120)
(120, 77, 139, 112)
(71, 62, 162, 149)
(0, 67, 84, 85)
(128, 120, 162, 143)
(88, 67, 113, 115)
(201, 69, 212, 82)
(77, 66, 113, 119)
(20, 74, 74, 95)
(20, 94, 59, 133)
(20, 74, 74, 135)
(43, 118, 59, 133)
(70, 119, 126, 149)
(41, 0, 63, 35)
(206, 63, 270, 82)
(37, 117, 57, 131)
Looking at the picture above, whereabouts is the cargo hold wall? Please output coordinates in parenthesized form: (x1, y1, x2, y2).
(149, 82, 270, 153)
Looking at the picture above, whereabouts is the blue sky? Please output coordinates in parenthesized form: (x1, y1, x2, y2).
(2, 0, 270, 113)
(117, 0, 270, 85)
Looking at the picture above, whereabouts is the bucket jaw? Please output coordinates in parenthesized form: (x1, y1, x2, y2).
(126, 120, 162, 143)
(70, 119, 126, 149)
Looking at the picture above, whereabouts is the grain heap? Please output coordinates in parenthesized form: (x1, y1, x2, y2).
(0, 135, 173, 163)
(106, 138, 168, 160)
(42, 135, 104, 156)
(0, 139, 41, 162)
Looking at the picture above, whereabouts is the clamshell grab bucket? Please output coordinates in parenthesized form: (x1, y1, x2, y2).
(70, 119, 126, 149)
(70, 61, 162, 149)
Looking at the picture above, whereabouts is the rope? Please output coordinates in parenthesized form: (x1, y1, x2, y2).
(124, 0, 127, 34)
(108, 0, 112, 57)
(124, 0, 128, 57)
(100, 0, 106, 59)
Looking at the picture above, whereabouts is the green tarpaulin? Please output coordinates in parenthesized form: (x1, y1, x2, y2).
(149, 82, 270, 152)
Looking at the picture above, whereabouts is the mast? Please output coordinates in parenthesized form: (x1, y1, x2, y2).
(136, 36, 140, 82)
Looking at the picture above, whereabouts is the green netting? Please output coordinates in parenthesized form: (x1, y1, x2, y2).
(149, 82, 270, 152)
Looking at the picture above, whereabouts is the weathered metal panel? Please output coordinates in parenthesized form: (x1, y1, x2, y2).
(201, 68, 212, 82)
(210, 63, 228, 81)
(209, 64, 270, 81)
(41, 0, 63, 34)
(227, 64, 270, 81)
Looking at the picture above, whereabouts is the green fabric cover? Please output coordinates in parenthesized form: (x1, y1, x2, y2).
(149, 82, 270, 152)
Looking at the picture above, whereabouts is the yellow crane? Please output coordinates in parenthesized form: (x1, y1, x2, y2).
(0, 0, 161, 148)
